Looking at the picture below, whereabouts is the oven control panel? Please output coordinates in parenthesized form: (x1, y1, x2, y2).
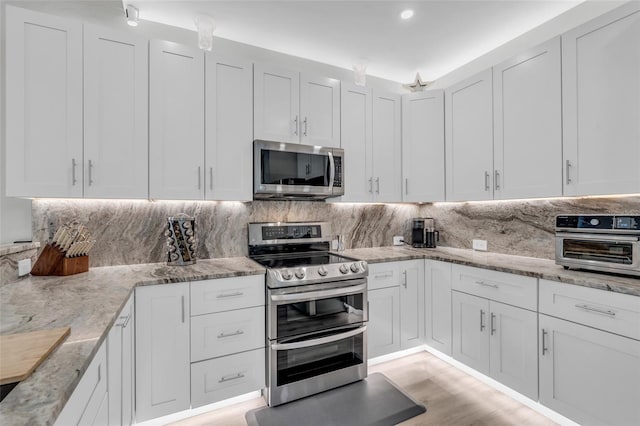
(556, 215, 640, 234)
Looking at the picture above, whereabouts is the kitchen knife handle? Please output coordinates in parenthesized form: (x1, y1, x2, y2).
(88, 160, 94, 186)
(71, 158, 78, 185)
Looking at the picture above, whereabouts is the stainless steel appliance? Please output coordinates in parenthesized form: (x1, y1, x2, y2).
(248, 221, 368, 406)
(412, 218, 439, 248)
(555, 214, 640, 276)
(253, 140, 344, 200)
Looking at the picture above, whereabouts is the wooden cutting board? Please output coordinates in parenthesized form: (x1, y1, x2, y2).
(0, 327, 70, 385)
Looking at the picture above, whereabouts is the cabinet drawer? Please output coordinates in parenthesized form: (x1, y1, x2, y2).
(191, 274, 265, 316)
(191, 347, 265, 408)
(540, 279, 640, 340)
(451, 264, 537, 311)
(191, 306, 265, 362)
(368, 262, 401, 290)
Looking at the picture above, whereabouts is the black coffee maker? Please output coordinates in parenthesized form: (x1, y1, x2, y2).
(412, 218, 439, 248)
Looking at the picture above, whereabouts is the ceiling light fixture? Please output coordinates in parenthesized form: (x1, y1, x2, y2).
(194, 14, 216, 51)
(400, 9, 414, 20)
(125, 4, 139, 27)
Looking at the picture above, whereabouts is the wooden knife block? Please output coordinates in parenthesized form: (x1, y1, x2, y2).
(31, 244, 89, 276)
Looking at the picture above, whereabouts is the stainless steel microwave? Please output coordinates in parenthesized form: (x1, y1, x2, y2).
(555, 215, 640, 277)
(254, 140, 344, 200)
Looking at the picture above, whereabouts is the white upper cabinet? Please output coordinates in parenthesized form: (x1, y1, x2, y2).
(254, 64, 300, 143)
(445, 69, 494, 201)
(6, 6, 83, 198)
(205, 54, 253, 201)
(339, 83, 373, 202)
(149, 40, 205, 200)
(300, 73, 341, 147)
(562, 3, 640, 196)
(372, 89, 402, 202)
(84, 25, 148, 199)
(493, 37, 562, 200)
(401, 90, 445, 202)
(254, 65, 340, 147)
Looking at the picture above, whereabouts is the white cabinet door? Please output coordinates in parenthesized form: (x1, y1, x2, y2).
(205, 54, 253, 201)
(489, 301, 538, 401)
(399, 260, 424, 349)
(6, 6, 82, 198)
(300, 73, 340, 148)
(493, 37, 562, 200)
(563, 3, 640, 196)
(339, 83, 373, 202)
(108, 295, 134, 426)
(372, 90, 402, 203)
(149, 40, 205, 200)
(445, 69, 494, 201)
(368, 286, 401, 358)
(424, 260, 452, 355)
(136, 283, 190, 422)
(452, 291, 490, 375)
(254, 64, 300, 143)
(539, 314, 640, 426)
(84, 25, 148, 199)
(401, 90, 445, 202)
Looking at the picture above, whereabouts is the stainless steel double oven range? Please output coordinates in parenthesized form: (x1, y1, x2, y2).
(248, 221, 368, 406)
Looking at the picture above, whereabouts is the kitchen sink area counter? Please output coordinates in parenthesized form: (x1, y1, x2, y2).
(0, 257, 265, 426)
(343, 246, 640, 297)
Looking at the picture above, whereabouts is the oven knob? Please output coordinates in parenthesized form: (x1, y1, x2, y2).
(295, 268, 305, 279)
(350, 263, 360, 273)
(281, 269, 293, 280)
(339, 264, 349, 274)
(317, 266, 328, 276)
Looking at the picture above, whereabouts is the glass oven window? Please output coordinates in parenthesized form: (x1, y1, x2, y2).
(261, 150, 329, 186)
(276, 332, 364, 386)
(563, 239, 633, 265)
(277, 293, 365, 339)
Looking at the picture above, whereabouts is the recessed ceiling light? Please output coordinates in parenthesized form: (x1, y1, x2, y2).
(400, 9, 414, 20)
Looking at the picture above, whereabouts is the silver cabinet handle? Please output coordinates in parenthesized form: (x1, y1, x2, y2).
(375, 177, 380, 194)
(209, 167, 213, 191)
(218, 372, 245, 383)
(71, 158, 78, 185)
(217, 291, 244, 299)
(575, 304, 616, 317)
(181, 295, 185, 323)
(480, 309, 486, 332)
(494, 170, 500, 191)
(218, 330, 244, 339)
(98, 364, 101, 382)
(88, 160, 94, 186)
(490, 312, 496, 335)
(542, 329, 548, 355)
(303, 116, 308, 136)
(197, 166, 202, 190)
(294, 115, 299, 136)
(368, 178, 373, 194)
(484, 171, 490, 191)
(475, 280, 499, 289)
(402, 270, 407, 288)
(116, 314, 131, 328)
(405, 178, 409, 195)
(566, 160, 572, 184)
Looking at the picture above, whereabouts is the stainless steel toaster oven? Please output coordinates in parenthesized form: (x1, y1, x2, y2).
(555, 215, 640, 277)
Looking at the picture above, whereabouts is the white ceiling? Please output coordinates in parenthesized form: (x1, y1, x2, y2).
(133, 0, 583, 83)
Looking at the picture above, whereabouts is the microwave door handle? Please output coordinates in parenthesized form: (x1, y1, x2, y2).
(272, 325, 367, 351)
(328, 151, 335, 190)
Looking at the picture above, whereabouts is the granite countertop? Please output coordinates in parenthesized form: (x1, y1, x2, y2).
(0, 242, 40, 256)
(342, 245, 640, 297)
(0, 257, 265, 426)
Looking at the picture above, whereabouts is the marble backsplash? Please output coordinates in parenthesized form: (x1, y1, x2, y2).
(31, 196, 639, 267)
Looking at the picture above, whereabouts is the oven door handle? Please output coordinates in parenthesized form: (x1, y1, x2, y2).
(271, 325, 367, 351)
(556, 232, 640, 242)
(270, 282, 367, 304)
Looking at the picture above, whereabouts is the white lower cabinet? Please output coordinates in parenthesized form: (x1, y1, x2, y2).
(55, 341, 108, 426)
(368, 286, 401, 358)
(423, 260, 452, 355)
(135, 283, 190, 422)
(399, 260, 424, 349)
(107, 294, 134, 426)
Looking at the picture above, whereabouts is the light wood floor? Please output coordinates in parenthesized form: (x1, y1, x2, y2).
(170, 351, 557, 426)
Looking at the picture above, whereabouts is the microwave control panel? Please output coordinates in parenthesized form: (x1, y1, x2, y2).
(556, 215, 640, 233)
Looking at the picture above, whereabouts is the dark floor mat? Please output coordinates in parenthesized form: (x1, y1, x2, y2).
(246, 373, 426, 426)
